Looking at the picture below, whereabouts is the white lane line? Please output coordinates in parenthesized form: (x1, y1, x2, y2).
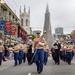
(28, 73, 31, 75)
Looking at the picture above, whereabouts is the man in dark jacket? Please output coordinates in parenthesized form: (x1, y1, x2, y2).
(53, 39, 61, 65)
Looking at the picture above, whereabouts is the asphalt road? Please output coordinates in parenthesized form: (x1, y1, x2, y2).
(0, 57, 75, 75)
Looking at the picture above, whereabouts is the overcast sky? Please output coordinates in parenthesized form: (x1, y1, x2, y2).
(4, 0, 75, 34)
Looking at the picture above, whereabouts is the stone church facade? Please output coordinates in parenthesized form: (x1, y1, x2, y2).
(20, 5, 30, 34)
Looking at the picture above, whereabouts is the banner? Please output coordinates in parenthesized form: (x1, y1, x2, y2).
(5, 21, 11, 35)
(73, 38, 75, 42)
(11, 25, 16, 35)
(6, 30, 10, 35)
(6, 20, 11, 30)
(0, 21, 6, 30)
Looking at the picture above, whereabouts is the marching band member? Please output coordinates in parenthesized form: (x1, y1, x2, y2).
(43, 43, 50, 65)
(12, 42, 20, 66)
(18, 42, 24, 65)
(32, 30, 46, 74)
(27, 39, 33, 65)
(65, 41, 73, 65)
(51, 46, 55, 61)
(60, 44, 64, 60)
(0, 42, 4, 65)
(62, 42, 67, 62)
(23, 47, 28, 63)
(53, 39, 61, 65)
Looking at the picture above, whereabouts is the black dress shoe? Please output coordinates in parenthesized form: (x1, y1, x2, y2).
(38, 71, 41, 74)
(37, 68, 41, 74)
(44, 63, 47, 65)
(57, 63, 60, 65)
(14, 64, 17, 66)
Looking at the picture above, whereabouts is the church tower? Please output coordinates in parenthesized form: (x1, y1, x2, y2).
(20, 5, 30, 34)
(43, 4, 53, 49)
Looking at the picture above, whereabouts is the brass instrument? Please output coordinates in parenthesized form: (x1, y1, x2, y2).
(34, 36, 43, 47)
(53, 46, 58, 50)
(66, 45, 73, 52)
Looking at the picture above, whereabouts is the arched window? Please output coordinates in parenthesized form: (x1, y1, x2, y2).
(21, 19, 23, 26)
(26, 19, 28, 26)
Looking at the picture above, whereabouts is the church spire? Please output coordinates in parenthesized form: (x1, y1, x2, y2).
(46, 3, 49, 13)
(28, 6, 30, 14)
(24, 5, 26, 13)
(20, 6, 21, 15)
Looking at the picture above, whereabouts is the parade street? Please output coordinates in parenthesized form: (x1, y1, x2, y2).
(0, 57, 75, 75)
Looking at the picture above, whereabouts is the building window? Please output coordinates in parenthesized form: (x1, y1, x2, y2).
(21, 19, 23, 26)
(26, 19, 28, 26)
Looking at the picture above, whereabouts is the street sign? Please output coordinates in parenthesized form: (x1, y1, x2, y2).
(0, 20, 5, 30)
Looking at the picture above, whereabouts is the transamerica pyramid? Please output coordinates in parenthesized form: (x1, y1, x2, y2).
(43, 4, 53, 49)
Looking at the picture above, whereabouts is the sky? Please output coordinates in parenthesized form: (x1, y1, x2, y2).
(4, 0, 75, 34)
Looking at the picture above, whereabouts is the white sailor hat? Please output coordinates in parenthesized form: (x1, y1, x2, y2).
(36, 30, 41, 34)
(67, 41, 71, 43)
(56, 39, 59, 41)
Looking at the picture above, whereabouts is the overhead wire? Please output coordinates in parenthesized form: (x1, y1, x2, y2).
(19, 0, 25, 5)
(13, 0, 20, 10)
(4, 0, 19, 17)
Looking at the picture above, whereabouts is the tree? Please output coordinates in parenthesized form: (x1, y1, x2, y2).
(30, 34, 36, 40)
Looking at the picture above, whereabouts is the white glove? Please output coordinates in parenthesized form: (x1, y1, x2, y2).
(39, 42, 44, 46)
(64, 46, 66, 49)
(32, 48, 34, 53)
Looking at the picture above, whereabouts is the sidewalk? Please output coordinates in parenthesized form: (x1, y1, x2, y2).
(0, 60, 14, 72)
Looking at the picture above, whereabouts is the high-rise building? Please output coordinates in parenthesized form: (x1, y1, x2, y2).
(20, 5, 30, 34)
(43, 4, 53, 49)
(55, 27, 63, 39)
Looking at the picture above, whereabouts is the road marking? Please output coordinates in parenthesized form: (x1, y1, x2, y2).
(28, 73, 31, 75)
